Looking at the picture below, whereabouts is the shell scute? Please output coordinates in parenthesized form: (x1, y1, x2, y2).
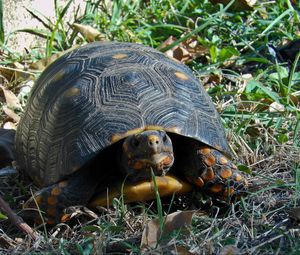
(15, 42, 231, 186)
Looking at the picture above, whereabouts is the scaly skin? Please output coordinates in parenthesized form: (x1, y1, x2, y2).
(177, 144, 247, 201)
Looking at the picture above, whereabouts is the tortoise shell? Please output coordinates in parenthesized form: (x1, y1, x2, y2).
(15, 42, 231, 187)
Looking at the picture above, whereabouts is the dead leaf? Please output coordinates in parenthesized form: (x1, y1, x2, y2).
(2, 106, 20, 123)
(209, 0, 256, 10)
(0, 85, 22, 110)
(219, 245, 240, 255)
(170, 245, 195, 254)
(159, 36, 208, 63)
(3, 122, 17, 130)
(0, 235, 16, 249)
(269, 102, 285, 112)
(71, 23, 106, 42)
(0, 66, 31, 82)
(30, 49, 75, 71)
(141, 210, 203, 249)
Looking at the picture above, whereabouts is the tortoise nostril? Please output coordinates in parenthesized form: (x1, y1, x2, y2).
(148, 135, 160, 147)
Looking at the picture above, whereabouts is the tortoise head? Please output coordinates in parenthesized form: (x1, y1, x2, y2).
(121, 130, 174, 182)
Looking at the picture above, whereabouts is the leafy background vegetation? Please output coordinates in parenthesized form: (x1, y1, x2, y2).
(0, 0, 299, 254)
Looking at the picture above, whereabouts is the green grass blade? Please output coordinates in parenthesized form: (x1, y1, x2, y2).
(16, 29, 52, 39)
(159, 0, 235, 52)
(26, 7, 53, 30)
(0, 0, 4, 43)
(287, 51, 300, 104)
(260, 9, 292, 36)
(59, 0, 74, 20)
(293, 116, 300, 145)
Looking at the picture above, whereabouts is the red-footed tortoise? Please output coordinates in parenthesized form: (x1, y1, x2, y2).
(15, 42, 247, 224)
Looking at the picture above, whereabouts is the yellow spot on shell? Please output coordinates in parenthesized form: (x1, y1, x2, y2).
(220, 169, 232, 179)
(175, 71, 189, 81)
(51, 187, 61, 196)
(64, 87, 80, 97)
(112, 53, 128, 59)
(51, 69, 66, 83)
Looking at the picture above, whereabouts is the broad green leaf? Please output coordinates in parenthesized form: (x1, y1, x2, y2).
(210, 45, 218, 63)
(0, 211, 8, 220)
(238, 164, 252, 174)
(219, 46, 240, 62)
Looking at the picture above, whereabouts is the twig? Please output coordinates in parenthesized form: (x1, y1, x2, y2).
(0, 166, 18, 176)
(0, 196, 38, 240)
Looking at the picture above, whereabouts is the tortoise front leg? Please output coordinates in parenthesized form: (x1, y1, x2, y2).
(179, 143, 247, 201)
(23, 169, 99, 225)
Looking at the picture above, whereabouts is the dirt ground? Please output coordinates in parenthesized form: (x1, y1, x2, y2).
(3, 0, 85, 51)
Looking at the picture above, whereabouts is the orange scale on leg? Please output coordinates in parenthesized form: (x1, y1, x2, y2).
(204, 155, 216, 167)
(223, 187, 235, 197)
(234, 173, 243, 182)
(220, 169, 232, 179)
(210, 184, 223, 193)
(201, 168, 215, 182)
(194, 177, 205, 187)
(199, 147, 211, 155)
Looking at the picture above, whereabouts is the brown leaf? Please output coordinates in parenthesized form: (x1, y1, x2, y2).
(3, 122, 17, 130)
(0, 235, 16, 249)
(2, 106, 21, 122)
(269, 102, 285, 112)
(141, 210, 202, 249)
(0, 85, 22, 110)
(0, 66, 31, 82)
(171, 245, 195, 254)
(160, 36, 209, 63)
(219, 245, 240, 255)
(71, 23, 105, 42)
(30, 50, 72, 71)
(209, 0, 256, 10)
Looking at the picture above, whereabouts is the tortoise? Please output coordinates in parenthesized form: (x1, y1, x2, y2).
(15, 42, 247, 224)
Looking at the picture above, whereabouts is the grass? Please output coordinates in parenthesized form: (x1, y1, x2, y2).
(0, 0, 300, 254)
